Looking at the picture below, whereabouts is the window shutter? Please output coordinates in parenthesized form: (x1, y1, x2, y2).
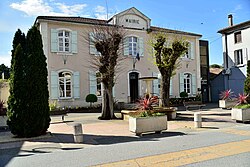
(73, 71, 80, 98)
(113, 86, 115, 97)
(190, 41, 195, 59)
(243, 48, 247, 64)
(152, 72, 159, 96)
(192, 74, 197, 95)
(170, 78, 173, 96)
(71, 31, 77, 53)
(51, 71, 58, 99)
(139, 37, 144, 56)
(89, 71, 97, 94)
(51, 29, 58, 52)
(89, 32, 99, 55)
(179, 73, 184, 94)
(123, 37, 129, 56)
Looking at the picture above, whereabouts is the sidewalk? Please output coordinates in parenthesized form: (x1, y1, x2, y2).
(0, 103, 238, 150)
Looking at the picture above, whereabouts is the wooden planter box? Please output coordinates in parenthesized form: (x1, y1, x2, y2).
(231, 108, 250, 122)
(219, 99, 237, 109)
(129, 115, 168, 136)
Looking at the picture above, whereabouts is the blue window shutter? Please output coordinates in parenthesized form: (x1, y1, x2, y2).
(89, 71, 97, 94)
(152, 72, 159, 96)
(190, 41, 195, 59)
(51, 29, 58, 52)
(179, 73, 184, 94)
(71, 31, 77, 53)
(139, 37, 144, 57)
(89, 32, 100, 55)
(51, 71, 58, 99)
(73, 71, 80, 98)
(123, 37, 129, 56)
(192, 74, 197, 95)
(170, 78, 173, 96)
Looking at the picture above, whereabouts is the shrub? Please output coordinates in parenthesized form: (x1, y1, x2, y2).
(0, 100, 5, 114)
(49, 101, 58, 111)
(138, 94, 158, 110)
(236, 93, 248, 106)
(180, 91, 188, 98)
(86, 94, 98, 107)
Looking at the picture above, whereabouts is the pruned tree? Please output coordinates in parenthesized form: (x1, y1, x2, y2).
(151, 33, 189, 107)
(86, 25, 125, 120)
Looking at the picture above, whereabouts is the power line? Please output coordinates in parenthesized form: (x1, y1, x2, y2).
(209, 36, 222, 45)
(105, 0, 109, 19)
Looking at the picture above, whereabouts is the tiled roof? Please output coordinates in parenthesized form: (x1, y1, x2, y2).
(150, 26, 202, 37)
(218, 20, 250, 34)
(36, 16, 201, 37)
(36, 16, 108, 25)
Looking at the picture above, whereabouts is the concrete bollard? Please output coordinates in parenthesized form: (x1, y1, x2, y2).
(194, 112, 202, 128)
(72, 123, 83, 143)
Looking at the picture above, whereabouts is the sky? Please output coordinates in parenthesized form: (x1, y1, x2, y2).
(0, 0, 249, 67)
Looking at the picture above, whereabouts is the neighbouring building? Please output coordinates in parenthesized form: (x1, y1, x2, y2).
(215, 14, 250, 100)
(199, 40, 210, 102)
(35, 7, 203, 107)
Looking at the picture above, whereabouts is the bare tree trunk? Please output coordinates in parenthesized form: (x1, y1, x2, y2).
(161, 73, 170, 107)
(99, 85, 116, 120)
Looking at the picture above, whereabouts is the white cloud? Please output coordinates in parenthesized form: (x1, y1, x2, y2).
(233, 4, 242, 11)
(95, 6, 106, 13)
(10, 0, 87, 16)
(93, 5, 116, 20)
(0, 52, 11, 67)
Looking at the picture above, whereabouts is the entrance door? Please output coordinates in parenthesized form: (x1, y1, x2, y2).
(129, 72, 139, 103)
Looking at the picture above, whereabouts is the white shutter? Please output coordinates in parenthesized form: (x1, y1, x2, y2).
(170, 78, 173, 96)
(192, 74, 197, 95)
(190, 41, 195, 59)
(243, 48, 248, 64)
(51, 71, 58, 99)
(71, 31, 77, 53)
(113, 86, 115, 97)
(51, 29, 58, 52)
(89, 71, 97, 94)
(153, 72, 159, 96)
(139, 37, 144, 57)
(123, 37, 129, 56)
(73, 71, 80, 98)
(179, 73, 184, 94)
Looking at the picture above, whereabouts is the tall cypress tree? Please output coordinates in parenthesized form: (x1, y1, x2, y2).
(7, 29, 27, 136)
(24, 26, 50, 137)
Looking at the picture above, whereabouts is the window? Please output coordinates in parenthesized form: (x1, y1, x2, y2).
(58, 30, 70, 52)
(234, 31, 242, 43)
(184, 73, 191, 94)
(183, 42, 191, 59)
(234, 49, 243, 65)
(129, 36, 138, 56)
(59, 72, 72, 98)
(96, 72, 102, 96)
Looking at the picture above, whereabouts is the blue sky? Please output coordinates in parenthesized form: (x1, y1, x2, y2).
(0, 0, 249, 67)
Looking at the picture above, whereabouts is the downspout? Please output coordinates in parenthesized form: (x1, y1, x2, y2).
(225, 33, 229, 90)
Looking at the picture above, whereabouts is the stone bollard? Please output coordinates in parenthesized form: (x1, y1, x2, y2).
(72, 123, 83, 143)
(194, 112, 202, 128)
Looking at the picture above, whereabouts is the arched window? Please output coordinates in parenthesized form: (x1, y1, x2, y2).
(59, 71, 72, 98)
(58, 30, 70, 52)
(128, 36, 138, 56)
(184, 73, 191, 94)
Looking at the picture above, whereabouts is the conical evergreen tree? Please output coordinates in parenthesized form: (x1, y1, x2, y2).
(7, 29, 27, 136)
(24, 26, 50, 137)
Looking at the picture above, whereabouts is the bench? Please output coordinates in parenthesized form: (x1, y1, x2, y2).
(121, 110, 139, 120)
(50, 110, 68, 121)
(183, 101, 206, 111)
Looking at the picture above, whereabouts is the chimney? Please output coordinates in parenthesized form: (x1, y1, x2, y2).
(228, 14, 233, 26)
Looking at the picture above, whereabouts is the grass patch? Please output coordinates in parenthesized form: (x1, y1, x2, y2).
(234, 104, 250, 109)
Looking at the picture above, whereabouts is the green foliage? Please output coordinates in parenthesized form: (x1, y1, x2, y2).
(49, 101, 58, 111)
(86, 94, 98, 103)
(180, 91, 188, 98)
(132, 111, 165, 118)
(7, 27, 50, 137)
(244, 60, 250, 95)
(210, 64, 222, 68)
(0, 64, 10, 79)
(234, 104, 250, 109)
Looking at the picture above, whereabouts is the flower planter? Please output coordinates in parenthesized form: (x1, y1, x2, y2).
(129, 115, 168, 136)
(231, 108, 250, 122)
(219, 99, 237, 109)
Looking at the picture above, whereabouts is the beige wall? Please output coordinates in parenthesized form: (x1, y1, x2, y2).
(39, 19, 200, 107)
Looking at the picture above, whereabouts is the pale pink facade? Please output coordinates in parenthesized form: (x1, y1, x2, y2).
(36, 7, 202, 107)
